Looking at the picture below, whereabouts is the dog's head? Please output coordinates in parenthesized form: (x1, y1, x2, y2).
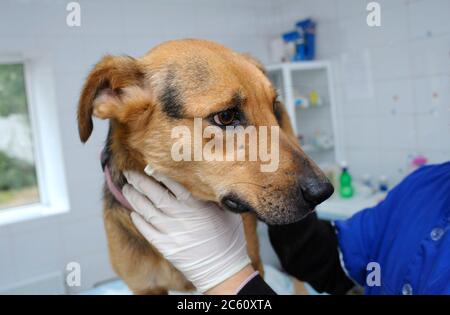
(78, 39, 333, 225)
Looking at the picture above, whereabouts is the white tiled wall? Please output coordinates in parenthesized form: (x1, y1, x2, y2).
(272, 0, 450, 184)
(0, 0, 274, 293)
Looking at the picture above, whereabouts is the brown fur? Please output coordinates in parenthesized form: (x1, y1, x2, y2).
(77, 39, 330, 294)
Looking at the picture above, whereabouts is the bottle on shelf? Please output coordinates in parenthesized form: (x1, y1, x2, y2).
(360, 173, 375, 197)
(378, 175, 389, 193)
(339, 161, 354, 199)
(309, 90, 323, 107)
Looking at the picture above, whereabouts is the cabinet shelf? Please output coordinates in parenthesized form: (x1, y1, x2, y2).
(266, 61, 341, 167)
(302, 144, 334, 154)
(294, 103, 329, 111)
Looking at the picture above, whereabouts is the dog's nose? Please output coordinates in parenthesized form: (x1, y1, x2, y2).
(301, 181, 334, 205)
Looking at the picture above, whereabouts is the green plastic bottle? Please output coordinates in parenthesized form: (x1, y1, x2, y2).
(339, 162, 354, 198)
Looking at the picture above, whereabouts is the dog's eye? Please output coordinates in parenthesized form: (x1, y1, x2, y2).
(213, 108, 240, 126)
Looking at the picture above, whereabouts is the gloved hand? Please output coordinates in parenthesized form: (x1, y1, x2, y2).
(122, 166, 251, 293)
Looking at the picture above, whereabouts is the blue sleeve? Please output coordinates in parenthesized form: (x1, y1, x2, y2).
(335, 163, 450, 288)
(333, 165, 436, 286)
(334, 183, 407, 285)
(334, 203, 384, 286)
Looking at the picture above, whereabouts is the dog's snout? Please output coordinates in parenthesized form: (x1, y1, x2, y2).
(301, 181, 334, 205)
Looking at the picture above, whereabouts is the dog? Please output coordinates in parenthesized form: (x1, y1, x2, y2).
(77, 39, 333, 294)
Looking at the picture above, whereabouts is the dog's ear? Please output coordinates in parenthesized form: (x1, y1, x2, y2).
(77, 55, 145, 143)
(239, 53, 266, 75)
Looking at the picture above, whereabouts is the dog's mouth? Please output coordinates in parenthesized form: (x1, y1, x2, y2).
(221, 194, 255, 214)
(220, 193, 317, 225)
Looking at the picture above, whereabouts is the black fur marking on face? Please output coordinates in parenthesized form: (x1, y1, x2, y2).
(186, 56, 211, 88)
(231, 90, 245, 108)
(159, 66, 184, 119)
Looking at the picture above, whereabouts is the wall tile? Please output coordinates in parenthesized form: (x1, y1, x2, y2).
(408, 34, 450, 77)
(378, 113, 416, 149)
(0, 227, 16, 286)
(10, 221, 64, 282)
(371, 43, 412, 80)
(408, 0, 450, 40)
(421, 149, 450, 165)
(375, 78, 415, 115)
(342, 115, 380, 148)
(302, 0, 338, 23)
(342, 97, 378, 117)
(336, 0, 370, 20)
(416, 111, 450, 151)
(315, 22, 340, 58)
(344, 147, 382, 180)
(61, 216, 108, 262)
(413, 75, 450, 114)
(377, 148, 414, 184)
(336, 16, 371, 51)
(365, 7, 409, 47)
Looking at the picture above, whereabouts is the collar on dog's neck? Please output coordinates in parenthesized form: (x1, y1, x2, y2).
(101, 148, 133, 211)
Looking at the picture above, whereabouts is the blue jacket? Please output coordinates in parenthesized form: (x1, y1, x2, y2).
(335, 162, 450, 294)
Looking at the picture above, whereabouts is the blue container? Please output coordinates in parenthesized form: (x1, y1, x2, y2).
(296, 19, 316, 61)
(282, 30, 306, 61)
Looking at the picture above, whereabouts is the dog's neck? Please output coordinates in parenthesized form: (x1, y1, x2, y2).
(101, 122, 144, 210)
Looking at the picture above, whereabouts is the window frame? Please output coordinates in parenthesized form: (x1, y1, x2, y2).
(0, 55, 69, 225)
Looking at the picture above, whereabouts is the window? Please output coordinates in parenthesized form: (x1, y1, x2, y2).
(0, 57, 69, 225)
(0, 63, 40, 210)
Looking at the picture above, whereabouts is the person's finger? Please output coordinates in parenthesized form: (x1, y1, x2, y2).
(144, 165, 192, 201)
(122, 184, 165, 221)
(130, 212, 164, 242)
(123, 170, 175, 208)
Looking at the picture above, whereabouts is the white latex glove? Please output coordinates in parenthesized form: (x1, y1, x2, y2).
(122, 166, 251, 293)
